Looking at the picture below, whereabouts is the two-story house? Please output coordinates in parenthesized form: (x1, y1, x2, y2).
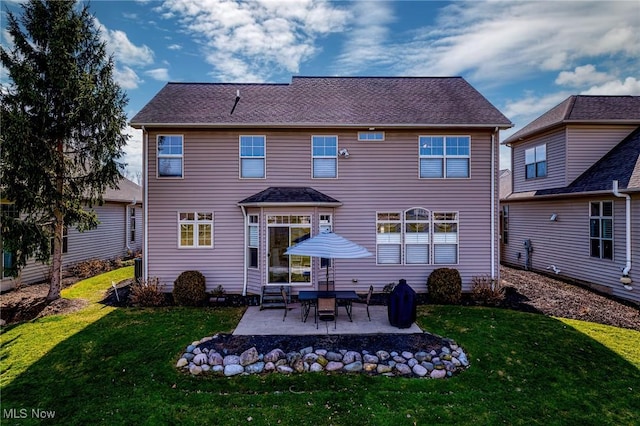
(1, 177, 143, 291)
(130, 77, 512, 297)
(501, 95, 640, 304)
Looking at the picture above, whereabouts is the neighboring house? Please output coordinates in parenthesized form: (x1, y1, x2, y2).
(130, 76, 512, 297)
(1, 177, 142, 291)
(501, 95, 640, 304)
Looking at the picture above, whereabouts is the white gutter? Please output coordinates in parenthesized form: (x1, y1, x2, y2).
(142, 126, 149, 281)
(491, 128, 497, 283)
(240, 205, 248, 296)
(131, 122, 513, 130)
(612, 180, 632, 277)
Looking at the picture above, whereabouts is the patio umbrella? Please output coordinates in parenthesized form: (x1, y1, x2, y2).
(285, 231, 373, 289)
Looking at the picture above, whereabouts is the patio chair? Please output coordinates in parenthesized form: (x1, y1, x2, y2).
(280, 286, 289, 321)
(366, 285, 374, 321)
(316, 296, 337, 329)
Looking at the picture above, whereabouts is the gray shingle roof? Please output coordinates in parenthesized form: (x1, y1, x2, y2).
(536, 126, 640, 195)
(131, 77, 511, 128)
(103, 177, 142, 203)
(504, 95, 640, 144)
(238, 187, 341, 206)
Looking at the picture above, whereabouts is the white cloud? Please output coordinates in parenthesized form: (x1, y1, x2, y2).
(581, 77, 640, 96)
(333, 2, 396, 74)
(555, 65, 611, 87)
(94, 17, 154, 67)
(122, 126, 143, 181)
(167, 44, 182, 50)
(158, 0, 349, 81)
(114, 66, 142, 89)
(144, 68, 170, 81)
(393, 1, 640, 83)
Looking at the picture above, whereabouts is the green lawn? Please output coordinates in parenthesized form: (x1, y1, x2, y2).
(1, 268, 639, 425)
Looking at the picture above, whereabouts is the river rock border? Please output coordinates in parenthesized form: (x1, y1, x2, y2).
(177, 334, 470, 379)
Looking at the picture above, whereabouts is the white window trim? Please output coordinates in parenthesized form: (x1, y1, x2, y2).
(178, 212, 214, 249)
(311, 135, 338, 179)
(157, 134, 184, 179)
(358, 131, 385, 141)
(589, 201, 614, 260)
(375, 209, 459, 265)
(239, 135, 266, 179)
(418, 135, 471, 179)
(247, 214, 259, 269)
(525, 143, 547, 179)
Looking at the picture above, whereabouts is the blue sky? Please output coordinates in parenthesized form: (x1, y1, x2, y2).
(2, 0, 639, 181)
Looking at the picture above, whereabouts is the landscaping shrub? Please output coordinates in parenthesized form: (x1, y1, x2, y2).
(471, 275, 504, 306)
(173, 270, 207, 306)
(130, 278, 166, 307)
(427, 268, 462, 304)
(68, 258, 113, 279)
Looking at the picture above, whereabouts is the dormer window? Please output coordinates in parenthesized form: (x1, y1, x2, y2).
(525, 144, 546, 179)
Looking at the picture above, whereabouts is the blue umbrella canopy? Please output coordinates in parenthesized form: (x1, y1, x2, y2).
(285, 231, 372, 259)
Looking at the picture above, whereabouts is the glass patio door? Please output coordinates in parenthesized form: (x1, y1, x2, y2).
(267, 215, 311, 284)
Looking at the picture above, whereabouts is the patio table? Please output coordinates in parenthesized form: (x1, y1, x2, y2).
(298, 290, 360, 322)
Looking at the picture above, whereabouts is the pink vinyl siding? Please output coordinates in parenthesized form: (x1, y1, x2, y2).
(512, 128, 566, 193)
(501, 197, 639, 305)
(145, 128, 500, 295)
(565, 125, 637, 184)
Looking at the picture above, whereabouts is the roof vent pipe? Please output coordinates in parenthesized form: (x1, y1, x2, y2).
(612, 180, 632, 282)
(231, 89, 240, 115)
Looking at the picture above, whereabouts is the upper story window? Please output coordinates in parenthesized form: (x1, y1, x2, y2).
(240, 136, 265, 178)
(590, 201, 613, 260)
(312, 136, 337, 178)
(157, 135, 183, 178)
(419, 136, 470, 179)
(525, 144, 546, 179)
(179, 212, 213, 248)
(358, 131, 385, 141)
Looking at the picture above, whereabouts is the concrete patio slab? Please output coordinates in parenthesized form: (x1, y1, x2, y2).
(233, 304, 422, 336)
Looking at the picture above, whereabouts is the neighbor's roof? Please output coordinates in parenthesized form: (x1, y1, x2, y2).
(130, 76, 512, 129)
(534, 127, 640, 195)
(503, 95, 640, 145)
(103, 177, 142, 203)
(238, 187, 341, 207)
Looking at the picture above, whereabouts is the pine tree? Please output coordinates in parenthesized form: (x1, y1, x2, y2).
(1, 0, 129, 301)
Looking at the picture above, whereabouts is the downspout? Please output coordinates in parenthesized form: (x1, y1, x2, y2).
(240, 205, 248, 296)
(142, 126, 149, 281)
(612, 180, 632, 287)
(491, 128, 498, 285)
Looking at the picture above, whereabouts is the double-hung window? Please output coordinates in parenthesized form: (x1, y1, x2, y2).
(376, 209, 458, 265)
(312, 136, 337, 178)
(319, 214, 333, 268)
(157, 135, 183, 178)
(590, 201, 613, 260)
(179, 212, 213, 248)
(419, 136, 470, 178)
(433, 212, 459, 264)
(376, 213, 402, 264)
(247, 214, 259, 268)
(240, 136, 265, 178)
(525, 144, 546, 179)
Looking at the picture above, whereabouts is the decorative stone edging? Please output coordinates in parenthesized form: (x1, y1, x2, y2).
(177, 334, 470, 378)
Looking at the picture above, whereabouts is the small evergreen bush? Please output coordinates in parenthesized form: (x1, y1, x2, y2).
(130, 277, 166, 307)
(427, 268, 462, 304)
(173, 270, 207, 306)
